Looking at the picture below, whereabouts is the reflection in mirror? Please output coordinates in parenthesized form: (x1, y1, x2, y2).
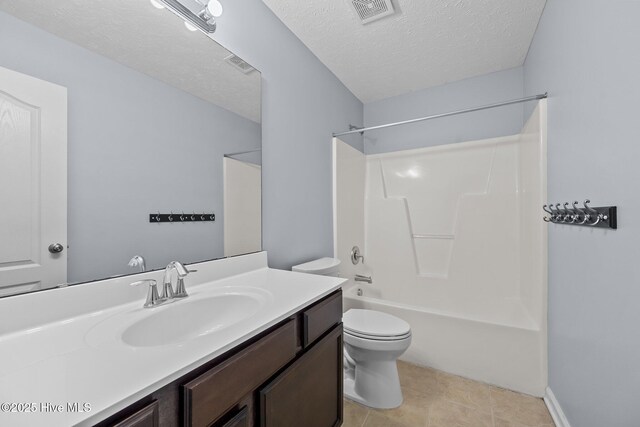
(0, 0, 261, 297)
(223, 150, 262, 258)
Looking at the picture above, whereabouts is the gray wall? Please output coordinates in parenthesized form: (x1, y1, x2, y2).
(0, 11, 261, 283)
(363, 67, 525, 154)
(212, 0, 363, 270)
(524, 1, 640, 426)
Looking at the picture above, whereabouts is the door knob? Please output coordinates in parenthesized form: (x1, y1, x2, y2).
(48, 243, 64, 254)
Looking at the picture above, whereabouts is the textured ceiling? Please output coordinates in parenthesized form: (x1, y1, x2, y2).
(0, 0, 261, 123)
(262, 0, 546, 103)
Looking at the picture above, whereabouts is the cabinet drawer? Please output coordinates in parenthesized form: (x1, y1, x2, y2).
(303, 291, 342, 347)
(183, 319, 297, 427)
(108, 400, 158, 427)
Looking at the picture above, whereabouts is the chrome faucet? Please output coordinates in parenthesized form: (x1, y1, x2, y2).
(162, 261, 195, 299)
(130, 279, 168, 308)
(355, 274, 372, 284)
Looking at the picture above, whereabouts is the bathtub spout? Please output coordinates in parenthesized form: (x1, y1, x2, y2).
(355, 274, 372, 284)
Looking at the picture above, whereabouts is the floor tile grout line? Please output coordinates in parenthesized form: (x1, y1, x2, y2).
(360, 409, 369, 427)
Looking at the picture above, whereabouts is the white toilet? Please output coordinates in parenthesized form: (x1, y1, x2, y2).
(292, 258, 412, 409)
(342, 309, 411, 408)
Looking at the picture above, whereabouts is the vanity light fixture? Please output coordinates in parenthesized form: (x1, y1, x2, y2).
(151, 0, 222, 34)
(205, 0, 223, 18)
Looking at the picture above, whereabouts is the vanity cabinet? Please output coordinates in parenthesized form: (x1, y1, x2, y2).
(97, 290, 343, 427)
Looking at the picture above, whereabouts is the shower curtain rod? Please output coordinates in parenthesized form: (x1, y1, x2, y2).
(332, 93, 547, 137)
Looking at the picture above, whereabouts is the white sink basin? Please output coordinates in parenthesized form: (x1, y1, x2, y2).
(121, 293, 264, 347)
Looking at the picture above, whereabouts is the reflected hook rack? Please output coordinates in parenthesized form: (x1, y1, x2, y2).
(149, 212, 215, 223)
(542, 200, 616, 229)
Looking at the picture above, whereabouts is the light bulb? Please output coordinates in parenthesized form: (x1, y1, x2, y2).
(150, 0, 165, 9)
(184, 21, 198, 31)
(206, 0, 223, 18)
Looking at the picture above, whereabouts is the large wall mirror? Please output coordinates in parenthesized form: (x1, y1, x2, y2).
(0, 0, 262, 297)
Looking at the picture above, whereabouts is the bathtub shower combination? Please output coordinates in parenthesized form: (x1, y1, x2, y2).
(333, 101, 547, 396)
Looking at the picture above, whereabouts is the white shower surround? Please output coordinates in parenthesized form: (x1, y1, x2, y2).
(334, 101, 547, 396)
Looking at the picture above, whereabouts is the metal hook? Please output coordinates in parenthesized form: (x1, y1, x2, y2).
(558, 203, 571, 222)
(583, 200, 598, 214)
(554, 204, 566, 222)
(543, 204, 553, 215)
(559, 203, 571, 222)
(191, 211, 196, 221)
(583, 200, 601, 225)
(572, 201, 589, 224)
(168, 211, 174, 222)
(547, 204, 557, 222)
(563, 202, 576, 223)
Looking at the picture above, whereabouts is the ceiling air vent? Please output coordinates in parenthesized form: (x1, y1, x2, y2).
(351, 0, 395, 24)
(224, 54, 255, 74)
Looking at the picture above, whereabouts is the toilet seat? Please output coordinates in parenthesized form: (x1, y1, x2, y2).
(345, 329, 411, 341)
(343, 309, 411, 341)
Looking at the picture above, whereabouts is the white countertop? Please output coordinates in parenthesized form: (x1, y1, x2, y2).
(0, 253, 345, 426)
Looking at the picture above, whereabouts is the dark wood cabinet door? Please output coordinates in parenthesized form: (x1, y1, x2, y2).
(260, 325, 343, 427)
(183, 319, 297, 427)
(108, 400, 159, 427)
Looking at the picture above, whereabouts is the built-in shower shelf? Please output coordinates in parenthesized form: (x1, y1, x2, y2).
(412, 234, 454, 278)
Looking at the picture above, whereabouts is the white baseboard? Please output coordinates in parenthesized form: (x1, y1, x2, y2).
(544, 387, 571, 427)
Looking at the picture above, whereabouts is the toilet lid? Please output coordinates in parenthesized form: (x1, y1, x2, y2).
(343, 309, 411, 339)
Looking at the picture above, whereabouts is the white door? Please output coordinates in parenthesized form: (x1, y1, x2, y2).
(223, 157, 261, 257)
(0, 66, 67, 296)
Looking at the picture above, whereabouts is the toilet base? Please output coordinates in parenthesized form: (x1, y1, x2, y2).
(343, 359, 404, 409)
(344, 377, 368, 406)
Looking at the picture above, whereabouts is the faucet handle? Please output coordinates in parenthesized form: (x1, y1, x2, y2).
(351, 246, 364, 265)
(130, 279, 165, 308)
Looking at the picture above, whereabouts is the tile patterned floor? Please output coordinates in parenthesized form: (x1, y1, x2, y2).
(343, 361, 554, 427)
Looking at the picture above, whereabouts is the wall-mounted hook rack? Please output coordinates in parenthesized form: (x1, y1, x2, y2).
(149, 212, 215, 223)
(542, 200, 616, 229)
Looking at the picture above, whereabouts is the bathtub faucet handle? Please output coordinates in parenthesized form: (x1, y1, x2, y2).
(351, 246, 365, 265)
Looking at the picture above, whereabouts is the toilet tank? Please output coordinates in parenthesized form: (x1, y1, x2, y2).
(292, 257, 341, 277)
